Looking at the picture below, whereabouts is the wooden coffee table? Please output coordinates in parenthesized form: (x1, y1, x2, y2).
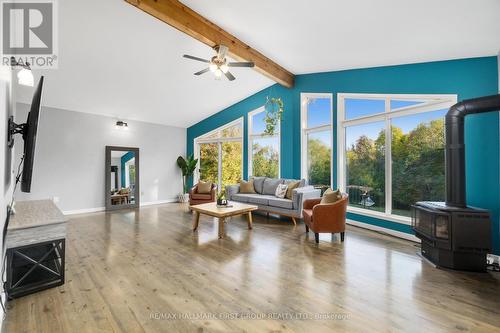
(190, 202, 258, 239)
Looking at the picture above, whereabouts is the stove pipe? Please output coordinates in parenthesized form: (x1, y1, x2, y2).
(445, 94, 500, 207)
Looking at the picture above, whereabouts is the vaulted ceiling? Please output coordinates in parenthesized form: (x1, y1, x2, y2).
(15, 0, 500, 128)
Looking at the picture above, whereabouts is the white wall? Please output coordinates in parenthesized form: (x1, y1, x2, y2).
(14, 104, 186, 213)
(0, 65, 14, 330)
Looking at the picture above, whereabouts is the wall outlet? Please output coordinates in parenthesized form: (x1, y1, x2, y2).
(52, 196, 60, 203)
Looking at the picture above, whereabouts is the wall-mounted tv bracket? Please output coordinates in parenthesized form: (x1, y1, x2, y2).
(7, 116, 26, 148)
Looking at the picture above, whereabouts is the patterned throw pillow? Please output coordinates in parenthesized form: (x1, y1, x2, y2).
(197, 181, 212, 194)
(240, 180, 256, 193)
(275, 184, 288, 199)
(321, 188, 343, 204)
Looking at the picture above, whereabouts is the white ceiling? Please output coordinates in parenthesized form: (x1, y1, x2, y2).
(16, 0, 500, 128)
(183, 0, 500, 74)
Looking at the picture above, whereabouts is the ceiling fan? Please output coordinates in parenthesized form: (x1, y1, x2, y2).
(183, 45, 255, 81)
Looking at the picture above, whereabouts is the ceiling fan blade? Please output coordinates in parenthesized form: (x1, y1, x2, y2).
(224, 71, 236, 81)
(194, 68, 210, 76)
(215, 45, 229, 60)
(183, 54, 210, 63)
(228, 62, 255, 68)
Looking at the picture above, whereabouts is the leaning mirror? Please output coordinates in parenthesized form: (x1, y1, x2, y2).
(105, 146, 140, 210)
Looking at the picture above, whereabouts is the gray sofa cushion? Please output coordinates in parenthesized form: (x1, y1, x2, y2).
(251, 177, 267, 194)
(268, 197, 294, 210)
(262, 178, 282, 195)
(231, 194, 253, 203)
(245, 194, 270, 205)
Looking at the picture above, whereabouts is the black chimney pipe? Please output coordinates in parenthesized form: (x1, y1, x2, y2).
(445, 94, 500, 207)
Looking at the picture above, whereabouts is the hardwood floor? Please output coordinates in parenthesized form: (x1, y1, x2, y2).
(4, 204, 500, 333)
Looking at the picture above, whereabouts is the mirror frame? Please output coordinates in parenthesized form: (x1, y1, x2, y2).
(105, 146, 140, 211)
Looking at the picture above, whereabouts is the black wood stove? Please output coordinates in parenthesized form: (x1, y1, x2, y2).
(412, 94, 500, 271)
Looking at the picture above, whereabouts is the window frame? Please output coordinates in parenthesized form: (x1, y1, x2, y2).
(337, 93, 457, 224)
(247, 106, 281, 178)
(300, 92, 334, 187)
(194, 117, 244, 191)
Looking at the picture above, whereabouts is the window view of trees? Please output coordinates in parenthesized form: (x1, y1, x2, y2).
(199, 143, 218, 184)
(344, 106, 447, 217)
(197, 121, 243, 191)
(250, 109, 280, 178)
(392, 114, 446, 216)
(302, 95, 332, 187)
(222, 142, 242, 189)
(307, 132, 331, 187)
(252, 138, 279, 178)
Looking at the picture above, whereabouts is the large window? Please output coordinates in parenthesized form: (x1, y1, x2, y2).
(337, 94, 457, 221)
(195, 119, 243, 191)
(248, 107, 280, 178)
(301, 93, 333, 187)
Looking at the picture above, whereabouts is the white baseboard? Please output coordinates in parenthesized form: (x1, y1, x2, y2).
(62, 199, 178, 215)
(140, 199, 178, 206)
(347, 219, 420, 243)
(63, 207, 106, 215)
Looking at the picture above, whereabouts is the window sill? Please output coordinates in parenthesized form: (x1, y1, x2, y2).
(347, 206, 412, 225)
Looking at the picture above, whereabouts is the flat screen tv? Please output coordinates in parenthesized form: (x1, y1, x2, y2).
(8, 76, 44, 193)
(21, 76, 44, 193)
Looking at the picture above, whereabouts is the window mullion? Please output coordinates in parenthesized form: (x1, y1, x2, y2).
(385, 98, 392, 215)
(217, 142, 222, 191)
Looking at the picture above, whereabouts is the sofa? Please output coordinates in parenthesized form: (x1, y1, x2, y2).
(226, 177, 321, 225)
(189, 183, 217, 205)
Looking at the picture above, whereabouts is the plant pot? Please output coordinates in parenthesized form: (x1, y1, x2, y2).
(217, 199, 228, 206)
(178, 193, 189, 203)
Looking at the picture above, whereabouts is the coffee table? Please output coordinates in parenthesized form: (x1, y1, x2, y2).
(190, 202, 258, 239)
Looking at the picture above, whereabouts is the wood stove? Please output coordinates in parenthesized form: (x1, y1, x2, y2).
(412, 94, 500, 271)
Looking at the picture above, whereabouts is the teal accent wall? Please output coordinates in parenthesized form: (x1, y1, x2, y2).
(187, 56, 500, 253)
(121, 151, 135, 187)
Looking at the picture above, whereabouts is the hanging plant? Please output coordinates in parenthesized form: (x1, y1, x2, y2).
(263, 97, 284, 136)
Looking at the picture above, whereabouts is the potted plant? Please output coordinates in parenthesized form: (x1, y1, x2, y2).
(217, 190, 227, 206)
(263, 97, 284, 135)
(176, 154, 198, 203)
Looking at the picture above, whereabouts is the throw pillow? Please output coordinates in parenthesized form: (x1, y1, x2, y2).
(240, 180, 256, 193)
(262, 178, 282, 195)
(275, 184, 288, 199)
(251, 176, 266, 194)
(321, 188, 343, 204)
(285, 181, 300, 199)
(197, 181, 212, 194)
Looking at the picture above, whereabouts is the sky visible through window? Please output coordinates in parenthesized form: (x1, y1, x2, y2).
(306, 98, 331, 145)
(345, 98, 448, 147)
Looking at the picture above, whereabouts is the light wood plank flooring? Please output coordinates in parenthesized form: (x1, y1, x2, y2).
(3, 204, 500, 333)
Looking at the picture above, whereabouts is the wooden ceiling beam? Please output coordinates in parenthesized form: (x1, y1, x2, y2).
(125, 0, 295, 88)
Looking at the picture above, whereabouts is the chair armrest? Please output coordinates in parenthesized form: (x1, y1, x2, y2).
(189, 185, 198, 196)
(225, 184, 240, 200)
(292, 186, 322, 211)
(303, 198, 322, 210)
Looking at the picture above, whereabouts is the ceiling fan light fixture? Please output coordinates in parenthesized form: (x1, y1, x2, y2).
(220, 64, 229, 74)
(209, 63, 218, 72)
(214, 68, 223, 78)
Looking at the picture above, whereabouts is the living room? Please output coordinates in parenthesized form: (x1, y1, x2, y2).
(0, 1, 500, 332)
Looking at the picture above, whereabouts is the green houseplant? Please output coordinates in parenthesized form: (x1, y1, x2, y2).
(176, 154, 198, 202)
(263, 97, 284, 135)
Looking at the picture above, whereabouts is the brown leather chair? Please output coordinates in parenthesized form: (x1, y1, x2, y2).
(302, 194, 348, 243)
(189, 183, 217, 205)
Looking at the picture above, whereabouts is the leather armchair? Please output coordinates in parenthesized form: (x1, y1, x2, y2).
(302, 194, 348, 243)
(189, 183, 217, 206)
